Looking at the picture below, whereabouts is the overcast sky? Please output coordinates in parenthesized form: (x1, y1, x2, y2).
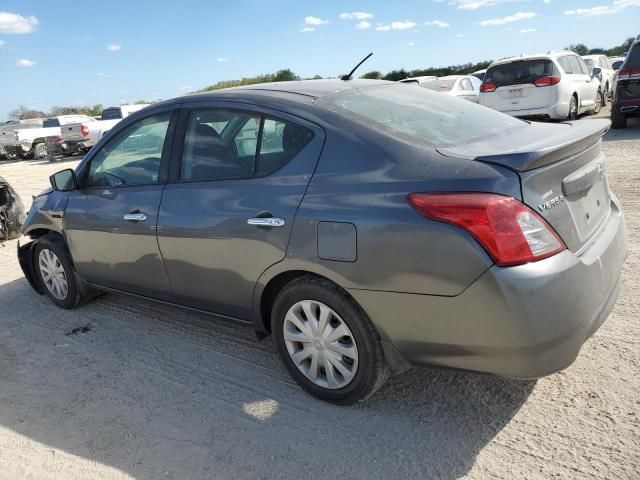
(1, 0, 639, 119)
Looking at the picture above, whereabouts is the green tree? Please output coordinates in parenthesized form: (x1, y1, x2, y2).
(360, 71, 383, 80)
(568, 44, 589, 55)
(8, 106, 47, 121)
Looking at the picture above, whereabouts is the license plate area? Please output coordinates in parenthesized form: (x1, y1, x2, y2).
(508, 88, 523, 98)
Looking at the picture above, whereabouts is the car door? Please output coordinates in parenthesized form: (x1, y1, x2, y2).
(63, 110, 176, 297)
(157, 103, 325, 320)
(459, 78, 479, 103)
(573, 56, 597, 109)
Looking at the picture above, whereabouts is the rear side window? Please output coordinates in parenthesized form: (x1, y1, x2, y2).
(558, 56, 574, 74)
(180, 109, 313, 181)
(317, 84, 525, 147)
(485, 59, 556, 87)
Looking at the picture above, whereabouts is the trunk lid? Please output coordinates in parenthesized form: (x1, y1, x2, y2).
(438, 119, 612, 253)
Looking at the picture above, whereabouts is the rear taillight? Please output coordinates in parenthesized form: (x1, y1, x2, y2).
(407, 193, 566, 267)
(533, 75, 561, 87)
(618, 67, 640, 78)
(80, 125, 89, 137)
(480, 82, 497, 93)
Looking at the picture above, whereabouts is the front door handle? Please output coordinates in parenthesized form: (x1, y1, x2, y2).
(124, 212, 147, 222)
(247, 217, 285, 227)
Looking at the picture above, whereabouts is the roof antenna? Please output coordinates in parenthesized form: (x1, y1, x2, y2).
(341, 52, 373, 81)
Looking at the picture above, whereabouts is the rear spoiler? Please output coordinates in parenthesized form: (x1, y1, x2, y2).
(437, 119, 610, 172)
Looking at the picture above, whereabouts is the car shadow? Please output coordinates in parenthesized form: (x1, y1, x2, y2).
(0, 273, 535, 479)
(603, 116, 640, 142)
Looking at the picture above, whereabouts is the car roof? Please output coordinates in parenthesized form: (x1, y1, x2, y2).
(184, 79, 392, 102)
(490, 50, 575, 67)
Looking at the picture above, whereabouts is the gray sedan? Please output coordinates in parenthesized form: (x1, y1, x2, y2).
(18, 80, 627, 404)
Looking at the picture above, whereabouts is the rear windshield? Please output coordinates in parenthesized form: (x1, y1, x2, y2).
(43, 119, 60, 128)
(625, 44, 640, 68)
(485, 59, 556, 87)
(101, 108, 123, 120)
(316, 84, 524, 147)
(422, 79, 456, 92)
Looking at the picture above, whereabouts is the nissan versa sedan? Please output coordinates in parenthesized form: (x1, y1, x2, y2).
(18, 80, 627, 404)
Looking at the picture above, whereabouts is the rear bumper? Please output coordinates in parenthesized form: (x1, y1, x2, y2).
(350, 194, 627, 379)
(613, 99, 640, 115)
(498, 102, 569, 121)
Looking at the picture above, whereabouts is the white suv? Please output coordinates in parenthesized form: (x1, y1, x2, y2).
(479, 51, 603, 121)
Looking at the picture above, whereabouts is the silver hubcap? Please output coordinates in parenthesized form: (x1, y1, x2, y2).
(283, 300, 358, 390)
(38, 249, 68, 300)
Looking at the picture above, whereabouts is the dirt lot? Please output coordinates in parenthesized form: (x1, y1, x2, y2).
(0, 107, 638, 479)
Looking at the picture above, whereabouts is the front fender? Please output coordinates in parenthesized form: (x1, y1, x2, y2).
(18, 239, 44, 294)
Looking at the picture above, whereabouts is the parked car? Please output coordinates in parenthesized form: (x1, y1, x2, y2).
(0, 119, 44, 160)
(480, 51, 603, 120)
(471, 69, 487, 82)
(609, 56, 626, 71)
(5, 115, 96, 159)
(0, 176, 24, 240)
(582, 54, 615, 101)
(53, 104, 151, 159)
(398, 75, 437, 85)
(18, 80, 626, 404)
(611, 40, 640, 129)
(417, 75, 482, 102)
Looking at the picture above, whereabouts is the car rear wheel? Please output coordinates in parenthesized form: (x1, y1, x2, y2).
(611, 109, 628, 129)
(567, 95, 578, 120)
(272, 276, 390, 404)
(591, 90, 603, 115)
(34, 143, 47, 159)
(34, 236, 91, 309)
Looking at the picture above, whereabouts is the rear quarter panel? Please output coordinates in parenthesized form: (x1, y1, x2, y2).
(258, 115, 522, 298)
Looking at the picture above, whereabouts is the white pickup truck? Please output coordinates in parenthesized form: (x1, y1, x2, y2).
(0, 119, 44, 159)
(5, 115, 96, 159)
(54, 104, 150, 157)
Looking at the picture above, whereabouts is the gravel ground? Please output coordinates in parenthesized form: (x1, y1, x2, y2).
(0, 106, 638, 479)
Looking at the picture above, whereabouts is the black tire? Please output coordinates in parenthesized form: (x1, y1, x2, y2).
(567, 94, 578, 120)
(611, 108, 627, 129)
(34, 236, 90, 309)
(272, 276, 390, 404)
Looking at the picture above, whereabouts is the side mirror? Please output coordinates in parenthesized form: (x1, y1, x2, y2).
(50, 169, 77, 191)
(592, 67, 602, 78)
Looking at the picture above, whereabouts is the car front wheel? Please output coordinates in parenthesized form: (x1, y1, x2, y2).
(272, 276, 390, 404)
(34, 236, 92, 309)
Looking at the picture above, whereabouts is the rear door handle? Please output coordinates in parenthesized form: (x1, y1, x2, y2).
(247, 217, 285, 227)
(124, 212, 147, 222)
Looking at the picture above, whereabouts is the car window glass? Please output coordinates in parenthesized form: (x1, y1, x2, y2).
(86, 113, 170, 187)
(318, 84, 525, 147)
(576, 57, 591, 75)
(485, 59, 555, 87)
(568, 56, 585, 75)
(558, 56, 573, 74)
(43, 118, 60, 128)
(180, 110, 260, 181)
(255, 118, 313, 177)
(461, 79, 473, 91)
(626, 45, 640, 67)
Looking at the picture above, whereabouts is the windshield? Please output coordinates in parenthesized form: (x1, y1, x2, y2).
(316, 84, 525, 147)
(485, 59, 556, 87)
(422, 79, 456, 92)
